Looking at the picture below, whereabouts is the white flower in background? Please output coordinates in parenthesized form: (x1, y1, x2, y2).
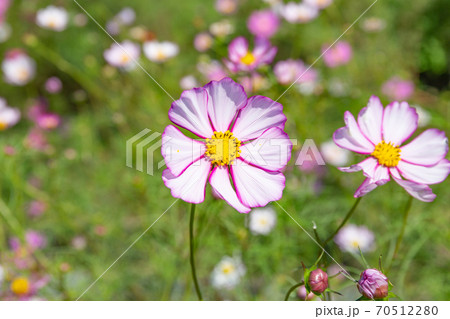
(116, 7, 136, 25)
(0, 22, 12, 43)
(0, 98, 20, 130)
(104, 41, 140, 70)
(2, 50, 36, 86)
(0, 264, 4, 285)
(211, 256, 246, 290)
(143, 40, 179, 63)
(209, 19, 234, 37)
(304, 0, 333, 9)
(281, 2, 319, 24)
(36, 6, 69, 32)
(413, 105, 431, 128)
(179, 75, 198, 90)
(248, 207, 277, 235)
(361, 17, 386, 33)
(320, 140, 350, 166)
(334, 224, 375, 253)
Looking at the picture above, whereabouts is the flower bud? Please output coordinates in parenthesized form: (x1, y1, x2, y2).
(297, 285, 316, 300)
(357, 269, 389, 299)
(308, 268, 328, 294)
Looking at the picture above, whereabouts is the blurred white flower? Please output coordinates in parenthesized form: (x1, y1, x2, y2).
(209, 20, 234, 37)
(2, 50, 36, 86)
(361, 17, 386, 33)
(413, 105, 431, 127)
(320, 140, 350, 166)
(211, 256, 246, 290)
(0, 22, 11, 43)
(36, 6, 69, 32)
(334, 224, 375, 253)
(104, 41, 140, 70)
(281, 2, 319, 24)
(143, 40, 179, 63)
(0, 98, 20, 130)
(179, 75, 198, 90)
(304, 0, 333, 9)
(248, 207, 277, 235)
(116, 7, 136, 25)
(0, 264, 4, 285)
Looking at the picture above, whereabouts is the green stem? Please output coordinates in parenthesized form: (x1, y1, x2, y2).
(189, 204, 203, 301)
(391, 197, 413, 262)
(284, 281, 304, 301)
(323, 197, 362, 246)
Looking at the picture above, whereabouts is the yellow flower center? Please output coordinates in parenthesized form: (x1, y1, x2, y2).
(156, 50, 167, 61)
(371, 140, 401, 167)
(222, 264, 235, 274)
(120, 54, 131, 64)
(11, 277, 30, 296)
(351, 240, 360, 248)
(0, 121, 8, 130)
(205, 131, 241, 166)
(240, 52, 256, 66)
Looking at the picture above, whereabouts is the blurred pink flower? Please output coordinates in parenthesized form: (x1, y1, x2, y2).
(281, 2, 319, 24)
(36, 112, 61, 130)
(27, 200, 47, 217)
(5, 275, 50, 300)
(247, 10, 280, 39)
(334, 96, 450, 202)
(224, 37, 277, 73)
(2, 49, 36, 86)
(3, 145, 16, 156)
(104, 41, 140, 70)
(25, 128, 48, 151)
(238, 72, 269, 93)
(215, 0, 237, 15)
(297, 285, 316, 300)
(25, 231, 47, 250)
(197, 60, 228, 82)
(194, 32, 213, 52)
(322, 41, 352, 67)
(45, 77, 62, 94)
(0, 0, 10, 24)
(274, 59, 317, 85)
(382, 77, 414, 101)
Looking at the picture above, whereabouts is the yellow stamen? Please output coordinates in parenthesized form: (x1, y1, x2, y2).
(120, 54, 131, 64)
(240, 52, 256, 66)
(156, 50, 167, 61)
(351, 240, 360, 248)
(11, 277, 30, 296)
(222, 264, 235, 274)
(0, 122, 8, 130)
(371, 140, 401, 167)
(205, 131, 241, 166)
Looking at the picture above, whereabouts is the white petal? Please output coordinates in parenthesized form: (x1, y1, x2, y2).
(397, 159, 450, 185)
(400, 129, 449, 166)
(204, 78, 247, 132)
(169, 88, 214, 138)
(209, 166, 251, 213)
(357, 96, 383, 144)
(333, 111, 374, 154)
(231, 159, 285, 207)
(392, 177, 436, 202)
(162, 157, 211, 204)
(339, 157, 378, 177)
(382, 101, 418, 145)
(161, 125, 206, 176)
(354, 178, 379, 198)
(232, 96, 286, 141)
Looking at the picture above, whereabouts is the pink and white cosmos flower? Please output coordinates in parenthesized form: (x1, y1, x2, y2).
(333, 96, 450, 202)
(224, 37, 277, 73)
(161, 77, 292, 213)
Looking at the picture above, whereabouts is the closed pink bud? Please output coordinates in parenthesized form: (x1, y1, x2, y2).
(357, 269, 389, 299)
(308, 268, 328, 294)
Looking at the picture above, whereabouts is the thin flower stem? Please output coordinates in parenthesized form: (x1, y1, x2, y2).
(390, 196, 413, 266)
(284, 281, 304, 301)
(323, 197, 362, 246)
(189, 203, 203, 301)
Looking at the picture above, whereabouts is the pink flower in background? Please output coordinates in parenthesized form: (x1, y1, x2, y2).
(247, 10, 280, 39)
(225, 37, 277, 73)
(27, 200, 47, 217)
(25, 128, 48, 151)
(304, 0, 333, 9)
(6, 275, 50, 300)
(334, 96, 450, 202)
(382, 77, 414, 101)
(2, 49, 36, 86)
(297, 285, 316, 300)
(274, 59, 317, 85)
(25, 231, 47, 250)
(239, 72, 269, 93)
(104, 41, 140, 70)
(0, 98, 20, 130)
(335, 224, 375, 253)
(27, 99, 61, 130)
(215, 0, 238, 15)
(161, 78, 292, 213)
(45, 77, 63, 93)
(0, 0, 10, 24)
(194, 32, 213, 52)
(322, 41, 352, 68)
(280, 2, 319, 24)
(197, 60, 228, 82)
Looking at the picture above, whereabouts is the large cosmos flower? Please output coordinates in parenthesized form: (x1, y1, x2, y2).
(333, 96, 450, 202)
(161, 77, 292, 213)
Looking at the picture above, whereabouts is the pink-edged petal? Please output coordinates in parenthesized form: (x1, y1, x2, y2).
(397, 159, 450, 185)
(161, 125, 206, 177)
(382, 101, 418, 145)
(162, 157, 211, 204)
(339, 157, 378, 177)
(240, 127, 292, 171)
(400, 129, 449, 166)
(392, 177, 436, 202)
(168, 87, 213, 139)
(231, 159, 285, 207)
(229, 37, 249, 62)
(353, 166, 389, 198)
(232, 95, 286, 141)
(253, 38, 277, 64)
(357, 96, 383, 144)
(333, 111, 375, 154)
(389, 167, 402, 179)
(209, 166, 251, 213)
(204, 77, 247, 132)
(354, 178, 379, 198)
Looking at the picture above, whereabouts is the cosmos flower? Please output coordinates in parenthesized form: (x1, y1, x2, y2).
(273, 59, 317, 85)
(36, 6, 69, 32)
(143, 40, 179, 63)
(104, 41, 140, 70)
(197, 60, 228, 82)
(382, 77, 414, 101)
(247, 10, 280, 39)
(2, 49, 36, 86)
(25, 231, 47, 251)
(322, 41, 353, 68)
(280, 2, 319, 24)
(45, 77, 63, 94)
(210, 256, 246, 290)
(0, 98, 20, 130)
(6, 275, 49, 301)
(194, 32, 213, 52)
(27, 200, 47, 217)
(320, 140, 350, 167)
(209, 19, 235, 37)
(0, 0, 10, 24)
(333, 96, 450, 202)
(215, 0, 238, 15)
(334, 224, 375, 253)
(224, 37, 277, 73)
(179, 75, 199, 90)
(304, 0, 333, 9)
(248, 206, 277, 235)
(115, 7, 136, 26)
(357, 269, 389, 300)
(161, 78, 292, 213)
